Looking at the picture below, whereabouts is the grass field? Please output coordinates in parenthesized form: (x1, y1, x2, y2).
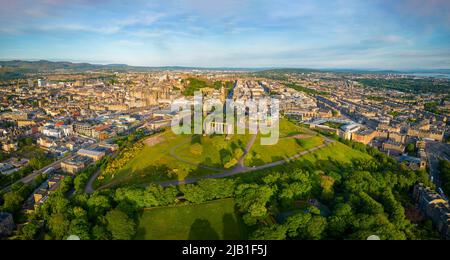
(245, 135, 324, 167)
(297, 141, 372, 166)
(245, 119, 324, 167)
(98, 131, 216, 187)
(99, 130, 252, 187)
(236, 141, 373, 183)
(135, 199, 248, 240)
(173, 133, 251, 168)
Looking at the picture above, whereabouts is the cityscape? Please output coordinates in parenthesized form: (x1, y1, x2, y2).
(0, 0, 449, 244)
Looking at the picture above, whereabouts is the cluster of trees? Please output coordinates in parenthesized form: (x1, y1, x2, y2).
(19, 177, 136, 240)
(424, 102, 449, 116)
(439, 160, 450, 196)
(245, 156, 437, 240)
(0, 138, 54, 187)
(73, 159, 108, 194)
(0, 173, 48, 216)
(19, 177, 237, 240)
(182, 78, 212, 96)
(285, 83, 329, 96)
(102, 142, 144, 177)
(182, 78, 234, 96)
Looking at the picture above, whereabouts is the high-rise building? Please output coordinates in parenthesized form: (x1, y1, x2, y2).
(38, 79, 47, 87)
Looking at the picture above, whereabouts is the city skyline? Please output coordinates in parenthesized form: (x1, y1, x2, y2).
(1, 0, 450, 69)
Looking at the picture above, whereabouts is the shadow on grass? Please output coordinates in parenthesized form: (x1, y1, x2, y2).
(222, 213, 239, 240)
(188, 218, 220, 240)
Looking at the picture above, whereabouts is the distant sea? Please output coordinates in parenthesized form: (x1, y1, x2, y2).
(405, 73, 450, 79)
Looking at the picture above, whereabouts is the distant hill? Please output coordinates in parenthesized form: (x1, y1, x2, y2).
(0, 60, 449, 80)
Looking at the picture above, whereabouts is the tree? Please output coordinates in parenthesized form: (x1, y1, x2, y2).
(197, 179, 236, 200)
(21, 221, 39, 240)
(48, 213, 69, 240)
(74, 173, 89, 193)
(92, 224, 110, 240)
(115, 188, 147, 208)
(235, 184, 275, 225)
(69, 218, 91, 240)
(2, 191, 23, 213)
(250, 224, 287, 240)
(146, 184, 178, 206)
(406, 143, 416, 154)
(49, 195, 70, 215)
(105, 209, 136, 240)
(284, 212, 327, 240)
(87, 194, 112, 218)
(285, 212, 312, 238)
(306, 216, 327, 240)
(180, 184, 208, 204)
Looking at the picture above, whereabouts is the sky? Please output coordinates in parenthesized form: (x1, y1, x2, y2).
(0, 0, 449, 69)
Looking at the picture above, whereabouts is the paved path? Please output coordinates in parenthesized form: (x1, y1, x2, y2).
(85, 168, 101, 194)
(425, 140, 450, 200)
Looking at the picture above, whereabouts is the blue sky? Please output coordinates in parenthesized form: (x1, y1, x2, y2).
(0, 0, 449, 69)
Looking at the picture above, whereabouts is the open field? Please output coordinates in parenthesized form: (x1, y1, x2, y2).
(135, 199, 247, 240)
(98, 131, 252, 188)
(297, 141, 372, 165)
(245, 135, 324, 167)
(97, 131, 216, 188)
(245, 119, 324, 167)
(173, 133, 251, 168)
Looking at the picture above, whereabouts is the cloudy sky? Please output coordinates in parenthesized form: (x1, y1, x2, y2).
(0, 0, 449, 69)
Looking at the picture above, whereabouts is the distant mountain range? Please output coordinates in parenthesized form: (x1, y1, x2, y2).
(0, 60, 449, 80)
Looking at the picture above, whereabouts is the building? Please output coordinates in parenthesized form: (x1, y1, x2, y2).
(389, 132, 406, 144)
(340, 124, 361, 140)
(0, 163, 17, 175)
(0, 212, 15, 238)
(61, 156, 92, 174)
(204, 121, 234, 135)
(77, 149, 105, 162)
(352, 129, 378, 145)
(73, 123, 94, 137)
(2, 142, 18, 152)
(42, 126, 62, 138)
(407, 128, 444, 142)
(382, 140, 406, 154)
(413, 184, 450, 240)
(399, 155, 427, 170)
(285, 108, 317, 121)
(37, 79, 47, 87)
(98, 142, 119, 152)
(26, 174, 65, 213)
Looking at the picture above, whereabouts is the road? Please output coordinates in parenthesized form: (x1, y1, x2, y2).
(0, 153, 73, 193)
(425, 140, 450, 199)
(0, 140, 104, 193)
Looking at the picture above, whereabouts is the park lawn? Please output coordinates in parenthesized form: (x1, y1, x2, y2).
(278, 118, 308, 137)
(135, 199, 248, 240)
(245, 135, 325, 167)
(99, 131, 217, 188)
(173, 133, 251, 168)
(298, 141, 372, 165)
